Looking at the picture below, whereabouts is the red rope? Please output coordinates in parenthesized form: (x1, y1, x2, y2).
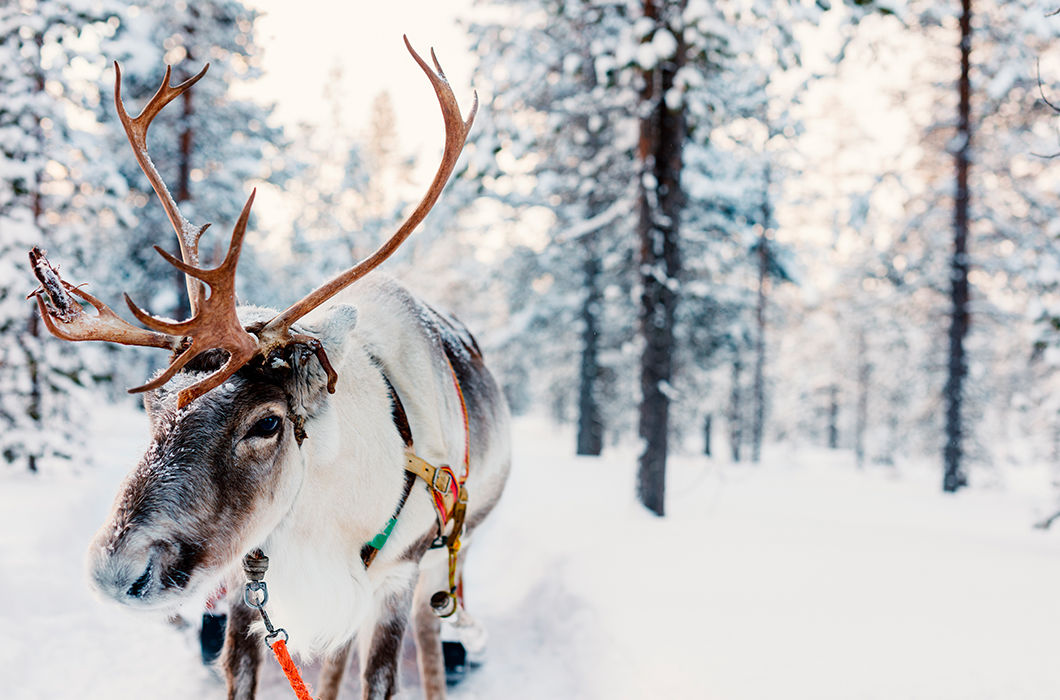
(270, 639, 314, 700)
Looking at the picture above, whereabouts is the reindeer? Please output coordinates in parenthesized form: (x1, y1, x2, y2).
(28, 39, 510, 700)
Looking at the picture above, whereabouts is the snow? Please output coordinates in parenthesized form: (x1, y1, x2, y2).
(5, 407, 1060, 699)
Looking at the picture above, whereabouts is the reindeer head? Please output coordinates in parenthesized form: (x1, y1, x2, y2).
(87, 340, 319, 606)
(29, 38, 475, 608)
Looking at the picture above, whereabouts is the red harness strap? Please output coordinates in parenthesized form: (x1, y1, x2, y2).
(444, 353, 471, 481)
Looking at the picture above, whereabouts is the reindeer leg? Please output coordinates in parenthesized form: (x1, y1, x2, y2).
(317, 639, 354, 700)
(359, 586, 415, 700)
(412, 574, 447, 700)
(222, 601, 262, 700)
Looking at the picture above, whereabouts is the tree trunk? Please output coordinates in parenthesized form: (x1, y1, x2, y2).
(944, 0, 972, 493)
(751, 183, 770, 463)
(636, 0, 685, 516)
(26, 29, 46, 474)
(576, 242, 604, 456)
(575, 40, 607, 458)
(827, 384, 839, 450)
(855, 331, 869, 468)
(729, 357, 743, 463)
(703, 414, 712, 457)
(173, 56, 196, 321)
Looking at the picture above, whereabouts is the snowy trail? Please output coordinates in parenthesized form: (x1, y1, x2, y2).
(4, 407, 1060, 699)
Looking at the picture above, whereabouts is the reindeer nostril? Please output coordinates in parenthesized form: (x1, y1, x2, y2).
(126, 562, 153, 598)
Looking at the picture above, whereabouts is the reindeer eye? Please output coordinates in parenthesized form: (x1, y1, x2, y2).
(246, 415, 282, 440)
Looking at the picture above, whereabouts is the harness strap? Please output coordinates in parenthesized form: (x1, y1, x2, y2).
(444, 353, 472, 479)
(360, 374, 417, 568)
(404, 451, 460, 521)
(359, 353, 473, 620)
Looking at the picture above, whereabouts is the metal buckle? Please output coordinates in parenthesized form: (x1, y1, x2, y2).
(431, 467, 452, 494)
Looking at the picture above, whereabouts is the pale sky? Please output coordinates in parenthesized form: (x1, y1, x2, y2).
(245, 0, 475, 165)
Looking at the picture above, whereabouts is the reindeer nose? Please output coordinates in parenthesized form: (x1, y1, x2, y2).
(125, 556, 156, 599)
(88, 537, 164, 604)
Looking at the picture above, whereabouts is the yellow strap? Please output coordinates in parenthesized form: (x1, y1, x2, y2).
(404, 450, 458, 524)
(402, 454, 469, 619)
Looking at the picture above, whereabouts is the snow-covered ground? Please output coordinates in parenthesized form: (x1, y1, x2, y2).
(4, 404, 1060, 699)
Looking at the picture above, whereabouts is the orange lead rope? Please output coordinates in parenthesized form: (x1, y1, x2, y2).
(242, 551, 314, 700)
(270, 639, 314, 700)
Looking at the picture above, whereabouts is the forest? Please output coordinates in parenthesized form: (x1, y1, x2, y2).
(4, 1, 1060, 698)
(4, 0, 1060, 507)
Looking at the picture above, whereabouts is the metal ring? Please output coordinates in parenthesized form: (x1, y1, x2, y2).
(243, 581, 269, 609)
(265, 627, 289, 647)
(430, 590, 458, 618)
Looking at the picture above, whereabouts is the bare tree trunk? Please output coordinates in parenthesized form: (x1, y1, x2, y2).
(173, 53, 196, 321)
(944, 0, 972, 493)
(575, 37, 606, 458)
(576, 241, 603, 456)
(729, 357, 743, 463)
(751, 186, 770, 463)
(855, 331, 869, 468)
(703, 414, 712, 457)
(636, 0, 686, 516)
(827, 384, 839, 450)
(26, 29, 47, 474)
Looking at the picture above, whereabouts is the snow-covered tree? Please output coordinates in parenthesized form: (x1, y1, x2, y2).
(894, 0, 1059, 486)
(465, 0, 639, 450)
(100, 0, 290, 322)
(0, 0, 130, 471)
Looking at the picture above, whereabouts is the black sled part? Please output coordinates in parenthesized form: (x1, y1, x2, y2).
(443, 640, 468, 686)
(200, 612, 227, 665)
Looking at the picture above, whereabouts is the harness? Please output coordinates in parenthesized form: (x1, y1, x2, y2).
(241, 354, 472, 697)
(359, 363, 471, 585)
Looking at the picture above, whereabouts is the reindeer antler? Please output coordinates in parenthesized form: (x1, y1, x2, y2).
(256, 36, 478, 354)
(114, 62, 211, 316)
(29, 38, 476, 409)
(29, 247, 177, 351)
(122, 192, 259, 400)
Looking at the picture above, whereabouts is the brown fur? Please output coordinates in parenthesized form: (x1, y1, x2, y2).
(317, 641, 354, 700)
(360, 589, 414, 699)
(223, 602, 263, 700)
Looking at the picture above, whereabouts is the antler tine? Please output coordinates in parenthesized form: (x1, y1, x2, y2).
(115, 61, 211, 315)
(128, 334, 257, 408)
(122, 191, 260, 408)
(29, 248, 178, 350)
(259, 37, 477, 347)
(149, 189, 254, 288)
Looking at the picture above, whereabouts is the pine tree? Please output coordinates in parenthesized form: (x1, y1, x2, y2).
(100, 0, 290, 324)
(466, 0, 639, 446)
(634, 0, 686, 515)
(0, 0, 129, 471)
(896, 0, 1060, 485)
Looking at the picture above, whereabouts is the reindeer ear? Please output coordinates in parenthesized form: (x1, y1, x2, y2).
(319, 304, 358, 346)
(285, 305, 358, 417)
